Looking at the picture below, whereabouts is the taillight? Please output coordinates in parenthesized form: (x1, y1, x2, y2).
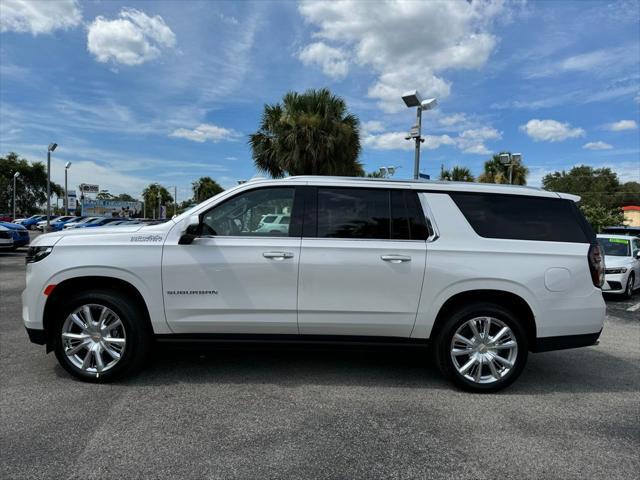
(588, 242, 605, 288)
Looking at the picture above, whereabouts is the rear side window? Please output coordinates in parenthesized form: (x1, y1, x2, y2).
(314, 188, 427, 240)
(449, 193, 591, 243)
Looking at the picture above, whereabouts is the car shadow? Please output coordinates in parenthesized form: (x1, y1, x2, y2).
(98, 341, 640, 395)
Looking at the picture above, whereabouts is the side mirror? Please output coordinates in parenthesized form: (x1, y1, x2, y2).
(178, 214, 200, 245)
(635, 251, 640, 259)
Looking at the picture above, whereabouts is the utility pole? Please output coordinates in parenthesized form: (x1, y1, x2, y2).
(12, 172, 20, 220)
(402, 91, 437, 180)
(174, 185, 177, 216)
(46, 143, 57, 231)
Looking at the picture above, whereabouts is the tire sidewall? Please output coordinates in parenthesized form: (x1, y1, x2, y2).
(53, 290, 149, 382)
(624, 274, 634, 299)
(435, 303, 529, 393)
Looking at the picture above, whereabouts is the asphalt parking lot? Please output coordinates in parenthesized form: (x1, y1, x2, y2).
(1, 241, 639, 480)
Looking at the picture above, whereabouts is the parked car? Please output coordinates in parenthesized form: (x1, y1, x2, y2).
(0, 225, 14, 249)
(601, 226, 640, 237)
(63, 217, 100, 229)
(35, 216, 61, 231)
(23, 177, 606, 392)
(17, 215, 47, 230)
(597, 234, 640, 298)
(255, 213, 290, 234)
(73, 217, 127, 228)
(49, 216, 83, 232)
(0, 221, 29, 249)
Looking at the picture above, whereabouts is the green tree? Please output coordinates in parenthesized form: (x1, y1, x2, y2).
(142, 184, 173, 219)
(617, 181, 640, 206)
(249, 88, 363, 177)
(192, 176, 224, 203)
(0, 152, 63, 216)
(478, 153, 528, 185)
(440, 166, 475, 182)
(542, 166, 620, 211)
(114, 193, 137, 202)
(541, 165, 628, 232)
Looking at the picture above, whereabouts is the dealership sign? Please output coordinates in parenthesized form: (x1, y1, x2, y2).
(79, 183, 99, 194)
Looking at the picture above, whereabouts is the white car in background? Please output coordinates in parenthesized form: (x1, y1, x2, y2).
(255, 214, 290, 234)
(597, 234, 640, 298)
(0, 225, 14, 249)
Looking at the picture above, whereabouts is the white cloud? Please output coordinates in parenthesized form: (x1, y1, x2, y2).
(583, 141, 613, 150)
(87, 8, 176, 66)
(361, 120, 385, 134)
(438, 113, 467, 127)
(299, 42, 349, 79)
(605, 120, 638, 131)
(520, 119, 585, 142)
(0, 0, 81, 35)
(169, 123, 239, 143)
(363, 125, 499, 155)
(298, 0, 506, 112)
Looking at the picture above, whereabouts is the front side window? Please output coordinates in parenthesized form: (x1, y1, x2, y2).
(201, 187, 295, 237)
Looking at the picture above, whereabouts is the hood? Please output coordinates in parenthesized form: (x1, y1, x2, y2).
(0, 221, 27, 231)
(604, 255, 634, 268)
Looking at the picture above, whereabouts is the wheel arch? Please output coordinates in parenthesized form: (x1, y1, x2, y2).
(43, 276, 153, 352)
(429, 289, 537, 350)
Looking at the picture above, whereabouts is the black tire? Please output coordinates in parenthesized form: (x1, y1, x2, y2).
(53, 289, 151, 382)
(623, 274, 635, 299)
(433, 302, 528, 393)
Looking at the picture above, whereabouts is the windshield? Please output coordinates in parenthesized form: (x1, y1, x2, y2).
(598, 238, 631, 257)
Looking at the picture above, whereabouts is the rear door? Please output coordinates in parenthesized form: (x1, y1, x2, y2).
(297, 186, 428, 337)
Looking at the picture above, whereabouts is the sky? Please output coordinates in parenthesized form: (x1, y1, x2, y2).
(0, 0, 639, 202)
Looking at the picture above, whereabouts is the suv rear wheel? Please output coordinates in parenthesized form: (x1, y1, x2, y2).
(434, 302, 528, 393)
(52, 290, 151, 382)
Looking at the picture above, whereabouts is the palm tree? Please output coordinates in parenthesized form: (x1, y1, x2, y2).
(477, 153, 528, 185)
(440, 166, 475, 182)
(192, 176, 224, 203)
(249, 88, 363, 177)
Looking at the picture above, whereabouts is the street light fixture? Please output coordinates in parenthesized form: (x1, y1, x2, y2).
(498, 152, 522, 185)
(46, 143, 57, 231)
(64, 162, 72, 215)
(13, 172, 20, 221)
(402, 90, 438, 179)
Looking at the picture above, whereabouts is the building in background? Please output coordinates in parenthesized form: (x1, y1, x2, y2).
(622, 206, 640, 227)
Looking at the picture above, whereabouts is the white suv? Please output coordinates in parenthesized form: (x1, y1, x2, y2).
(22, 177, 606, 392)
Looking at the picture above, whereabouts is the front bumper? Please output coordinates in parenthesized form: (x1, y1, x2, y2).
(602, 272, 627, 293)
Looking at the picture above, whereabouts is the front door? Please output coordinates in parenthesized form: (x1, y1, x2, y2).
(297, 187, 428, 337)
(162, 186, 301, 334)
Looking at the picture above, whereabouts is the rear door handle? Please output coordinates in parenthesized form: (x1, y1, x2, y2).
(381, 254, 412, 263)
(263, 251, 294, 260)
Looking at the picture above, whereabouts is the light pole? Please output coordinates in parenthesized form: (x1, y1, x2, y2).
(64, 162, 72, 215)
(46, 143, 57, 231)
(402, 90, 437, 179)
(498, 152, 522, 184)
(12, 172, 20, 220)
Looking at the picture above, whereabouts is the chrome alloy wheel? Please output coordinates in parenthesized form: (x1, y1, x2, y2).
(450, 316, 518, 384)
(61, 304, 126, 375)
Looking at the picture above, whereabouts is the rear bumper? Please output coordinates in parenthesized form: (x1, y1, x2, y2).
(25, 327, 46, 345)
(532, 330, 602, 353)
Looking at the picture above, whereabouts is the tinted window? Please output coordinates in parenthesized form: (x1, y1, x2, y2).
(598, 237, 631, 257)
(317, 188, 390, 239)
(202, 188, 295, 237)
(450, 193, 590, 243)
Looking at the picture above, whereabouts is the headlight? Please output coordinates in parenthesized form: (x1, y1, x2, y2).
(605, 267, 628, 274)
(26, 246, 53, 264)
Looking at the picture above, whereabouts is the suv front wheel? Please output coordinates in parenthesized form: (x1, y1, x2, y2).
(434, 302, 528, 392)
(53, 290, 151, 382)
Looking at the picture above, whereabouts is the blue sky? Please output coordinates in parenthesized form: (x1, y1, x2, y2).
(1, 0, 639, 201)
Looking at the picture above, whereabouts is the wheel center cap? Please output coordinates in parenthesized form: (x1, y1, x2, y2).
(91, 332, 102, 342)
(478, 344, 488, 353)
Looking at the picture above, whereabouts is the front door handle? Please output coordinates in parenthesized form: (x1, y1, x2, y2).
(381, 254, 412, 263)
(263, 251, 294, 260)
